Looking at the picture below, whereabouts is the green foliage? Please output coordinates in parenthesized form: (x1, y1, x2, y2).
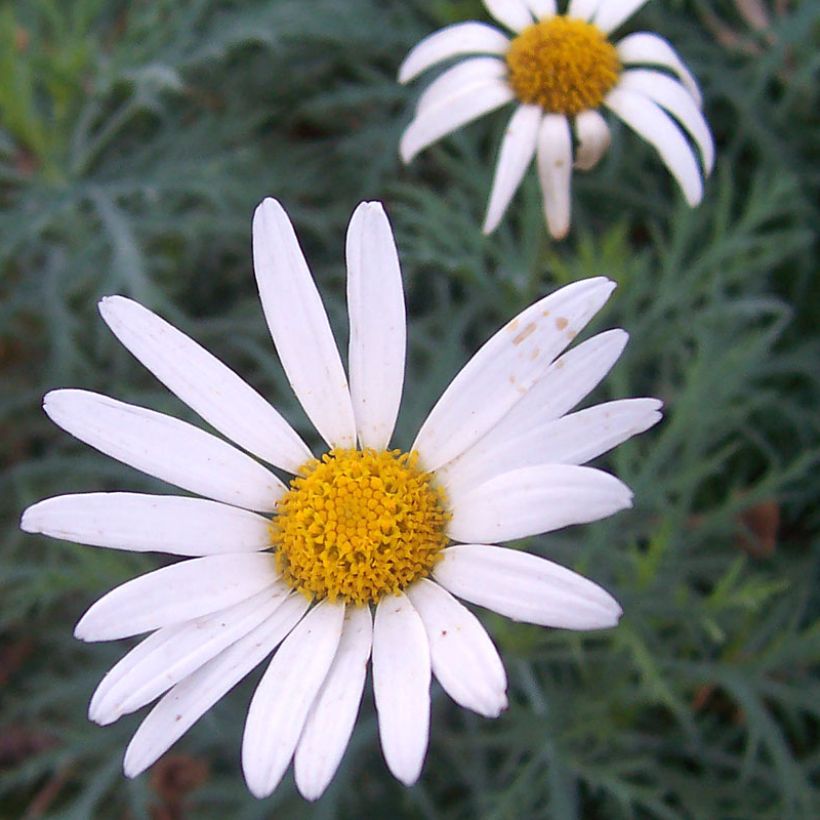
(1, 0, 818, 817)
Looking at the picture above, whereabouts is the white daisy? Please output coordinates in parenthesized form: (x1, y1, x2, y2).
(20, 199, 661, 801)
(399, 0, 714, 239)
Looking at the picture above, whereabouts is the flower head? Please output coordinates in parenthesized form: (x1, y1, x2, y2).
(21, 199, 661, 800)
(399, 0, 714, 238)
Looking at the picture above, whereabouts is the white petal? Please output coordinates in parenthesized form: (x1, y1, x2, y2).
(594, 0, 651, 34)
(605, 86, 703, 206)
(447, 464, 633, 543)
(503, 328, 627, 423)
(44, 390, 284, 512)
(99, 296, 311, 473)
(567, 0, 601, 21)
(20, 493, 271, 556)
(438, 329, 629, 493)
(618, 69, 714, 173)
(483, 104, 542, 235)
(617, 32, 702, 107)
(75, 553, 279, 641)
(442, 397, 660, 493)
(346, 202, 406, 451)
(482, 0, 534, 32)
(242, 601, 345, 799)
(400, 80, 515, 164)
(124, 593, 308, 778)
(253, 199, 356, 449)
(416, 57, 507, 117)
(520, 398, 662, 464)
(536, 113, 573, 240)
(372, 593, 431, 786)
(524, 0, 557, 20)
(398, 22, 510, 84)
(574, 109, 611, 171)
(91, 625, 187, 721)
(294, 606, 373, 801)
(407, 579, 507, 718)
(434, 544, 622, 629)
(90, 586, 288, 724)
(413, 277, 616, 472)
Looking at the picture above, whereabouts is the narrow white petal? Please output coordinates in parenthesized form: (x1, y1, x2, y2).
(441, 397, 660, 493)
(438, 330, 629, 493)
(398, 22, 510, 84)
(617, 32, 702, 107)
(568, 0, 601, 21)
(373, 593, 431, 786)
(242, 601, 345, 799)
(483, 0, 534, 32)
(505, 328, 626, 422)
(294, 606, 373, 801)
(253, 199, 356, 449)
(434, 544, 622, 629)
(605, 86, 703, 206)
(595, 0, 651, 34)
(618, 69, 714, 173)
(574, 109, 611, 171)
(20, 493, 271, 556)
(400, 80, 515, 164)
(74, 553, 279, 641)
(447, 464, 633, 543)
(483, 104, 542, 235)
(90, 586, 288, 724)
(413, 277, 616, 472)
(407, 579, 507, 718)
(519, 398, 662, 464)
(99, 296, 311, 473)
(439, 329, 627, 490)
(346, 203, 406, 451)
(524, 0, 557, 20)
(124, 593, 308, 778)
(91, 625, 187, 722)
(536, 113, 573, 240)
(416, 57, 507, 117)
(44, 390, 284, 512)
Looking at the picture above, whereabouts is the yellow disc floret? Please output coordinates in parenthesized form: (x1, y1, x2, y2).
(271, 448, 450, 606)
(506, 17, 621, 115)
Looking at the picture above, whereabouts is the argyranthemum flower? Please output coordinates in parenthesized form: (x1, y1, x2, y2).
(21, 199, 660, 800)
(399, 0, 714, 238)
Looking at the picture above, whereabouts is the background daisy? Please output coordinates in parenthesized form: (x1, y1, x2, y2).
(21, 199, 659, 800)
(399, 0, 714, 238)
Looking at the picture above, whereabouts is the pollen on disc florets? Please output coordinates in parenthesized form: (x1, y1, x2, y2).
(270, 448, 450, 606)
(505, 17, 621, 115)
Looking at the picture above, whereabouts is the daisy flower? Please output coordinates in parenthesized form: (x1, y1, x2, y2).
(399, 0, 714, 238)
(21, 199, 660, 800)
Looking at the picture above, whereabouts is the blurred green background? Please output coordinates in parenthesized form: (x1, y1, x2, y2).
(1, 0, 818, 817)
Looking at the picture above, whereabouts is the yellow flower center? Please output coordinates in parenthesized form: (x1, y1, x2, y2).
(270, 448, 450, 606)
(505, 17, 621, 115)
